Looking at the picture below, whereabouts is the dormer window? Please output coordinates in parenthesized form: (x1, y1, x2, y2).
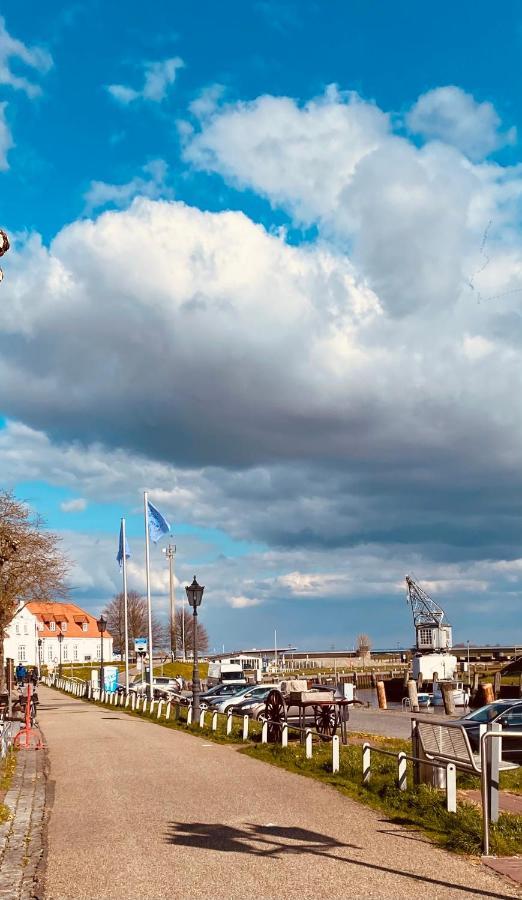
(50, 621, 56, 632)
(61, 622, 67, 632)
(82, 623, 88, 632)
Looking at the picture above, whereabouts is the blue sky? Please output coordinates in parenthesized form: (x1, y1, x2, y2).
(2, 2, 522, 650)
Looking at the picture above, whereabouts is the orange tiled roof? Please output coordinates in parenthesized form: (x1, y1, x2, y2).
(26, 601, 112, 640)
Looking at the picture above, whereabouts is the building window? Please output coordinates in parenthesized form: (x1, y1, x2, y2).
(419, 628, 432, 646)
(73, 645, 78, 661)
(82, 623, 88, 632)
(96, 644, 101, 660)
(84, 655, 92, 662)
(50, 622, 56, 632)
(63, 644, 68, 660)
(61, 622, 67, 632)
(24, 622, 29, 635)
(18, 646, 26, 662)
(15, 622, 20, 635)
(48, 647, 53, 661)
(38, 622, 43, 631)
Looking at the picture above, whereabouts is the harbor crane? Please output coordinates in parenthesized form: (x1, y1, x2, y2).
(406, 575, 453, 652)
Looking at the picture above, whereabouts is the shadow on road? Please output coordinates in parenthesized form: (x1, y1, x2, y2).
(165, 821, 515, 899)
(166, 821, 359, 858)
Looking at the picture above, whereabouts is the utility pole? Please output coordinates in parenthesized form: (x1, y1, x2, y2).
(163, 545, 177, 660)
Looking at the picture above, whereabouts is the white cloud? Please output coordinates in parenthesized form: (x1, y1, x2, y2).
(107, 56, 184, 105)
(0, 15, 52, 98)
(60, 497, 87, 513)
(0, 102, 13, 170)
(84, 159, 172, 212)
(406, 86, 515, 161)
(229, 595, 262, 608)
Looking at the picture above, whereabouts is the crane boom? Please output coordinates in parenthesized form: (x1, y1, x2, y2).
(406, 575, 448, 628)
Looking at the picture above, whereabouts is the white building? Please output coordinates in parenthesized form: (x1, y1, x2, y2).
(4, 601, 113, 669)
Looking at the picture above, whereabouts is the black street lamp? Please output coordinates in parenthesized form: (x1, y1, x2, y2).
(97, 615, 107, 693)
(37, 638, 43, 677)
(57, 632, 64, 677)
(185, 576, 204, 721)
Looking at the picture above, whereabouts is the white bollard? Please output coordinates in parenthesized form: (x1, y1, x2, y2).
(199, 709, 205, 728)
(446, 763, 457, 813)
(143, 699, 148, 713)
(305, 728, 312, 758)
(332, 735, 340, 773)
(125, 694, 130, 708)
(187, 705, 193, 725)
(398, 752, 407, 791)
(150, 700, 155, 715)
(157, 701, 164, 719)
(226, 710, 233, 735)
(165, 702, 171, 721)
(243, 715, 249, 741)
(212, 711, 218, 732)
(362, 743, 371, 785)
(262, 720, 268, 744)
(131, 694, 136, 710)
(282, 723, 288, 748)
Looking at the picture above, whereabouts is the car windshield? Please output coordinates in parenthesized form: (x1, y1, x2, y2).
(465, 702, 513, 724)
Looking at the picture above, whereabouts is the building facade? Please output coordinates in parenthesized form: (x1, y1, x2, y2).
(4, 601, 113, 669)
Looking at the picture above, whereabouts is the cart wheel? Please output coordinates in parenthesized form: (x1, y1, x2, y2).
(314, 704, 337, 740)
(265, 689, 286, 743)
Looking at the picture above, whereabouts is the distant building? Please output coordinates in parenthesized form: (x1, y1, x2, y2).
(4, 601, 113, 668)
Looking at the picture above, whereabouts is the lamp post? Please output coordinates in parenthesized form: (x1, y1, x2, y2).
(57, 632, 64, 677)
(185, 576, 204, 720)
(37, 638, 42, 678)
(97, 615, 107, 693)
(162, 544, 177, 660)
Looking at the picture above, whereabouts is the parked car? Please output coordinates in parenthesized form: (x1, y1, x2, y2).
(217, 684, 280, 714)
(200, 683, 244, 703)
(203, 683, 255, 709)
(457, 699, 522, 761)
(129, 676, 183, 699)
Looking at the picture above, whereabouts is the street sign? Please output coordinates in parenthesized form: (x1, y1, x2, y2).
(134, 637, 148, 654)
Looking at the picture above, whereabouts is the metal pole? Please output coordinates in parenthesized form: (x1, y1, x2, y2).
(122, 517, 130, 694)
(182, 597, 186, 661)
(143, 492, 154, 701)
(59, 636, 62, 677)
(165, 545, 177, 660)
(100, 629, 104, 692)
(192, 607, 200, 720)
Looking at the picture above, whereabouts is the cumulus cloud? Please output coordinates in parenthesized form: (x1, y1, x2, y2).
(2, 84, 522, 642)
(228, 595, 262, 608)
(84, 159, 172, 213)
(406, 86, 515, 161)
(107, 56, 184, 105)
(0, 15, 52, 98)
(60, 497, 87, 513)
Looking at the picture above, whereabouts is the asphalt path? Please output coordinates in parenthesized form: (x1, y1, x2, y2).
(38, 687, 520, 900)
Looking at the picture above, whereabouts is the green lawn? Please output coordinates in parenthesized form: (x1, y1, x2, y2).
(0, 751, 16, 825)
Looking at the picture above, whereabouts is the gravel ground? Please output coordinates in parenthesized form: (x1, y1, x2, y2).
(39, 687, 521, 900)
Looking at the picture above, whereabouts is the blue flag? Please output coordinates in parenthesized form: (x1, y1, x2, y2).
(117, 522, 131, 567)
(147, 500, 171, 543)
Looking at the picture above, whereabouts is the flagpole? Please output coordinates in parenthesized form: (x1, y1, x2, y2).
(121, 517, 130, 693)
(144, 491, 154, 701)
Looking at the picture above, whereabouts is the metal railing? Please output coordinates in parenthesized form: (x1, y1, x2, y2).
(480, 730, 522, 856)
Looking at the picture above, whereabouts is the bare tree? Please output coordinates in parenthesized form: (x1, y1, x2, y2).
(102, 590, 164, 654)
(356, 633, 372, 656)
(0, 491, 69, 690)
(175, 606, 209, 656)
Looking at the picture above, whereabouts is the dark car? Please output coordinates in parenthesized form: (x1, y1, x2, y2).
(457, 699, 522, 761)
(200, 683, 248, 708)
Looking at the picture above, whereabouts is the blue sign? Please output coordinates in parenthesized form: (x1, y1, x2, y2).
(103, 666, 119, 693)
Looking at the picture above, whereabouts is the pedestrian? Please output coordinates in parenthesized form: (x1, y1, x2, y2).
(15, 662, 27, 687)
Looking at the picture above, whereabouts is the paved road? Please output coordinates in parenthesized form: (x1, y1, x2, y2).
(38, 688, 520, 900)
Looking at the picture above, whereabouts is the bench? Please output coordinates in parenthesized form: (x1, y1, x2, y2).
(414, 717, 518, 774)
